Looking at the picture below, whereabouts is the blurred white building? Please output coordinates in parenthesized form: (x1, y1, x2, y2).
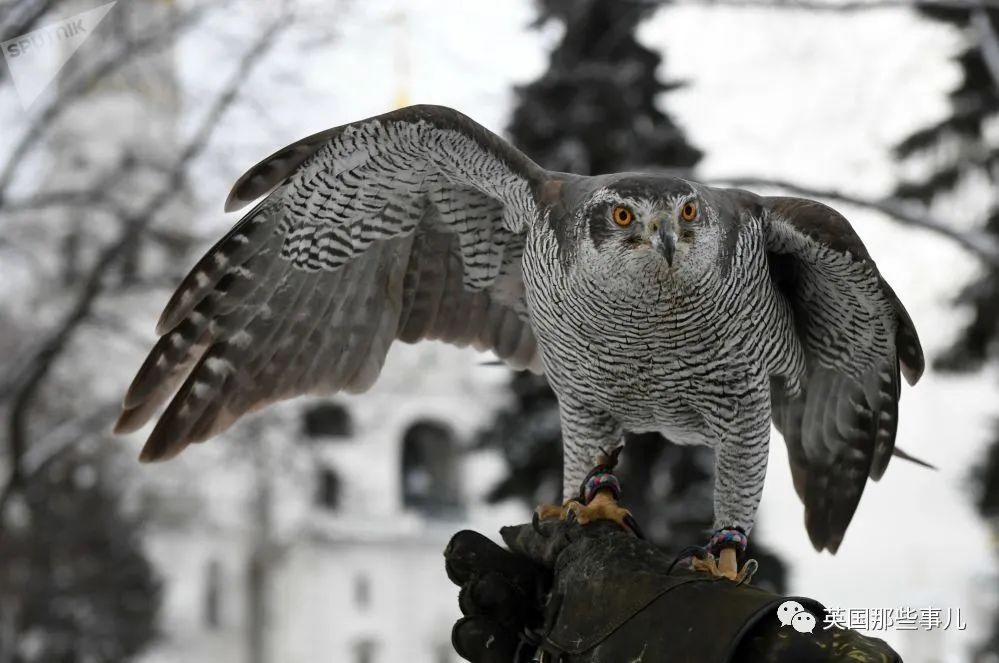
(137, 342, 521, 663)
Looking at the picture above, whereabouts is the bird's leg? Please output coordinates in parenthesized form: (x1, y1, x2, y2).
(689, 417, 769, 582)
(535, 447, 641, 536)
(690, 528, 757, 583)
(535, 404, 641, 536)
(692, 548, 739, 578)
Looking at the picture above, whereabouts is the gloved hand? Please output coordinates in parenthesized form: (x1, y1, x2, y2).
(445, 519, 903, 663)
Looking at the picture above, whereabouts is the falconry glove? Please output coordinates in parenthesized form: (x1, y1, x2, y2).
(445, 520, 903, 663)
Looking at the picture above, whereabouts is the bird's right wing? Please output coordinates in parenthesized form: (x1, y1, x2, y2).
(116, 105, 550, 462)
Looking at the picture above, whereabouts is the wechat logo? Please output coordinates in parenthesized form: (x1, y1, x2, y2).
(777, 600, 816, 634)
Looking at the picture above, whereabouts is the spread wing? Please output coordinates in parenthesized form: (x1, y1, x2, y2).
(116, 105, 549, 462)
(761, 196, 924, 553)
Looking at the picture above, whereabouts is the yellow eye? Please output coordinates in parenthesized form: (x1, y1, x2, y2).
(681, 201, 698, 222)
(612, 206, 634, 227)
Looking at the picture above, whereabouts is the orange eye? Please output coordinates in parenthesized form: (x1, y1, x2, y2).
(681, 201, 698, 222)
(612, 206, 634, 227)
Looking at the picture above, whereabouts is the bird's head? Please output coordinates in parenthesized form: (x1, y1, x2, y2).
(572, 175, 727, 286)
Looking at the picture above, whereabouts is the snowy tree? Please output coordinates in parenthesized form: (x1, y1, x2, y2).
(891, 5, 999, 656)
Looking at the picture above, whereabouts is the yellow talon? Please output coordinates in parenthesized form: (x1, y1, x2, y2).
(690, 548, 756, 583)
(535, 489, 635, 533)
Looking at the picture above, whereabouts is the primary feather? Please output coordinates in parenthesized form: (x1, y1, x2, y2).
(116, 106, 543, 461)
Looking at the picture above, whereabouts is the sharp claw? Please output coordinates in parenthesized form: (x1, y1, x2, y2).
(737, 558, 758, 585)
(690, 553, 718, 575)
(679, 545, 709, 561)
(531, 511, 549, 538)
(533, 493, 633, 535)
(623, 514, 645, 540)
(688, 549, 757, 583)
(667, 545, 707, 575)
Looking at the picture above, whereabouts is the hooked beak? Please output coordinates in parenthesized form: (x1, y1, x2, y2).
(652, 224, 677, 267)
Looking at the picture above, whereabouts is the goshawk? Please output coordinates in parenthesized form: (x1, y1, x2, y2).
(116, 105, 924, 579)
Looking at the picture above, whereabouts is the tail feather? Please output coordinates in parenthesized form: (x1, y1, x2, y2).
(892, 446, 937, 471)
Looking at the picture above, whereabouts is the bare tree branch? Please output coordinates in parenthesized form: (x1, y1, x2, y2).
(1, 12, 293, 503)
(0, 0, 59, 44)
(0, 188, 121, 214)
(0, 150, 188, 215)
(0, 159, 132, 215)
(0, 403, 119, 516)
(707, 175, 999, 263)
(0, 3, 219, 204)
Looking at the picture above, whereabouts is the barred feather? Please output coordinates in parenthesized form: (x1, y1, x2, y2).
(116, 105, 546, 461)
(763, 196, 924, 552)
(116, 105, 924, 557)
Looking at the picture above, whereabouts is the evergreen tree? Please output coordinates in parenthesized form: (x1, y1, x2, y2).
(481, 0, 785, 591)
(507, 0, 701, 176)
(0, 451, 160, 663)
(891, 7, 999, 656)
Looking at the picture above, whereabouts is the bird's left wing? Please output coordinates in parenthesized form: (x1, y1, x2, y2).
(757, 195, 924, 553)
(116, 105, 550, 462)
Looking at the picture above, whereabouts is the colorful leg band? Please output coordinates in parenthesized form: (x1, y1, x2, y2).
(583, 471, 621, 504)
(707, 527, 748, 556)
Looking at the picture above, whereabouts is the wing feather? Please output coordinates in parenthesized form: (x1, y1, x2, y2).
(760, 195, 924, 553)
(117, 105, 549, 461)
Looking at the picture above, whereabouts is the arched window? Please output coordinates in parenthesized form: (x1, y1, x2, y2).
(316, 467, 341, 510)
(400, 419, 462, 516)
(302, 402, 353, 439)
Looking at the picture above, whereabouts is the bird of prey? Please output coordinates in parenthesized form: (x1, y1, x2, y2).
(116, 105, 923, 580)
